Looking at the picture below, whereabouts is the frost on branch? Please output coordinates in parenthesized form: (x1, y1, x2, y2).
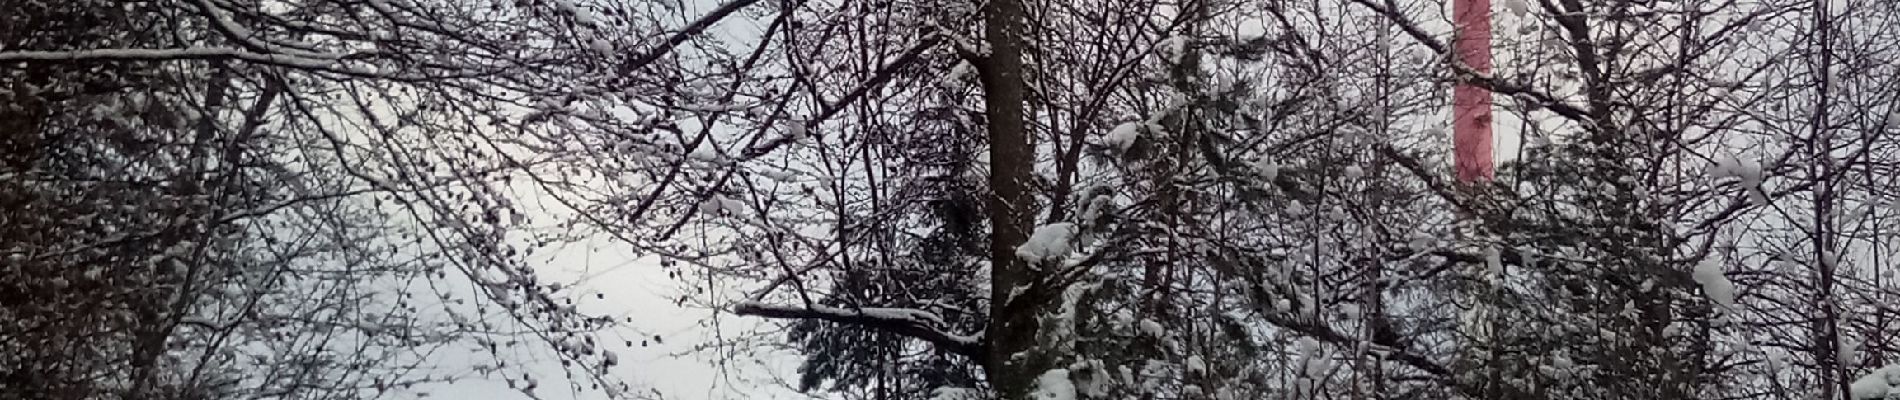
(732, 302, 982, 357)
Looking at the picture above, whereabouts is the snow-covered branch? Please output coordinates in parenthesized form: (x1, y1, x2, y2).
(736, 36, 942, 161)
(0, 47, 346, 69)
(1254, 308, 1473, 392)
(613, 0, 764, 78)
(732, 302, 984, 358)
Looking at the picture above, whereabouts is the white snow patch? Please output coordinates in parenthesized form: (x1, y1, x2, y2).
(697, 194, 746, 216)
(1046, 282, 1095, 350)
(1139, 360, 1168, 392)
(785, 120, 809, 142)
(735, 302, 976, 347)
(1139, 318, 1166, 338)
(1842, 336, 1863, 367)
(1542, 353, 1575, 380)
(1285, 200, 1307, 215)
(756, 167, 798, 181)
(1326, 205, 1348, 221)
(1216, 386, 1238, 400)
(1186, 355, 1207, 375)
(1115, 365, 1136, 391)
(1483, 246, 1504, 276)
(1161, 35, 1190, 64)
(1502, 0, 1530, 17)
(1710, 153, 1763, 188)
(1113, 308, 1134, 328)
(940, 61, 975, 91)
(677, 103, 753, 113)
(1853, 364, 1900, 399)
(1079, 192, 1115, 223)
(1692, 260, 1736, 309)
(931, 387, 985, 400)
(1106, 122, 1142, 152)
(1342, 165, 1365, 180)
(1074, 359, 1112, 397)
(1016, 223, 1079, 264)
(1032, 369, 1076, 400)
(1408, 232, 1436, 250)
(1254, 158, 1281, 181)
(688, 142, 722, 162)
(1296, 337, 1327, 375)
(573, 9, 596, 25)
(555, 0, 597, 26)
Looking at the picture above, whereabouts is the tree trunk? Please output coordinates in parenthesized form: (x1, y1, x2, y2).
(976, 0, 1045, 396)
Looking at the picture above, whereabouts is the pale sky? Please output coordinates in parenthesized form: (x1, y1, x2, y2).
(419, 235, 814, 400)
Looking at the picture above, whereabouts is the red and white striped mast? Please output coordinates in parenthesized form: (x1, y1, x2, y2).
(1449, 0, 1500, 372)
(1452, 0, 1495, 183)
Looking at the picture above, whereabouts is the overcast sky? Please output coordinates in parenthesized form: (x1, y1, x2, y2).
(417, 233, 815, 400)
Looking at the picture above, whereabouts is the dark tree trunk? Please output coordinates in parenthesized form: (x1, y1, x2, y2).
(975, 0, 1046, 396)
